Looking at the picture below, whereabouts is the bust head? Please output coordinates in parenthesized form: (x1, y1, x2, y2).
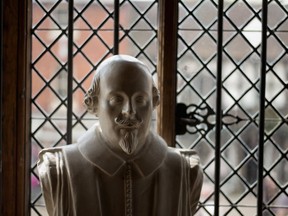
(84, 55, 160, 156)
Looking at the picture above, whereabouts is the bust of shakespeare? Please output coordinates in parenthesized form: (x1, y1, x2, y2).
(38, 55, 203, 216)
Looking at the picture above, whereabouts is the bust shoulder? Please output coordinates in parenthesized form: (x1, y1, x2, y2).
(37, 145, 80, 189)
(37, 147, 67, 215)
(37, 145, 80, 215)
(38, 144, 82, 177)
(166, 147, 201, 169)
(38, 147, 65, 176)
(178, 149, 201, 169)
(166, 147, 203, 186)
(38, 144, 78, 165)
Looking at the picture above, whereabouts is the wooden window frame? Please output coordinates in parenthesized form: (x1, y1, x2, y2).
(1, 0, 31, 215)
(157, 0, 178, 146)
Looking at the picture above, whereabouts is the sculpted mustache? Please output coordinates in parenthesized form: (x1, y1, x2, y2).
(114, 117, 143, 128)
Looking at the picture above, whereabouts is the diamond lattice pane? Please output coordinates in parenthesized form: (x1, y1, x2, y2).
(177, 0, 288, 214)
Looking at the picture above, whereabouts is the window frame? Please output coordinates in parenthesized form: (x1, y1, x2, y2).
(2, 0, 286, 216)
(157, 0, 178, 146)
(1, 0, 31, 215)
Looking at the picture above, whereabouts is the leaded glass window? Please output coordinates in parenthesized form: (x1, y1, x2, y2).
(30, 0, 288, 215)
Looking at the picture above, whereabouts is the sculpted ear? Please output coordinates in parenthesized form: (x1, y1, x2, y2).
(152, 87, 160, 108)
(84, 94, 99, 116)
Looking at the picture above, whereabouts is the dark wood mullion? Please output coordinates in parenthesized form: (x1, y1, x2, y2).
(157, 0, 178, 147)
(257, 1, 268, 215)
(1, 0, 31, 215)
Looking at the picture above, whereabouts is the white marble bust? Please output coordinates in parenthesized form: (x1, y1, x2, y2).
(38, 55, 203, 216)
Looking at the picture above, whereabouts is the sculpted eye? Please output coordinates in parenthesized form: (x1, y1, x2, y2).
(135, 96, 147, 105)
(109, 96, 124, 106)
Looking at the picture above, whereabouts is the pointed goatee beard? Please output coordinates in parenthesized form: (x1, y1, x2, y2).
(119, 129, 138, 155)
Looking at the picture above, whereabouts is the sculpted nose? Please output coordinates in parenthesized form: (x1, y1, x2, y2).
(122, 100, 135, 116)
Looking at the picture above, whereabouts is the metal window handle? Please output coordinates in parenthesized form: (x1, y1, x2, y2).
(176, 103, 247, 135)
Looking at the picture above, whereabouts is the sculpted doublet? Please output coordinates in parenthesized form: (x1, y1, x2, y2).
(38, 55, 203, 216)
(38, 125, 202, 216)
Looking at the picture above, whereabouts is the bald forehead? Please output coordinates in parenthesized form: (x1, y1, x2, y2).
(97, 61, 152, 98)
(96, 55, 148, 73)
(99, 60, 151, 82)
